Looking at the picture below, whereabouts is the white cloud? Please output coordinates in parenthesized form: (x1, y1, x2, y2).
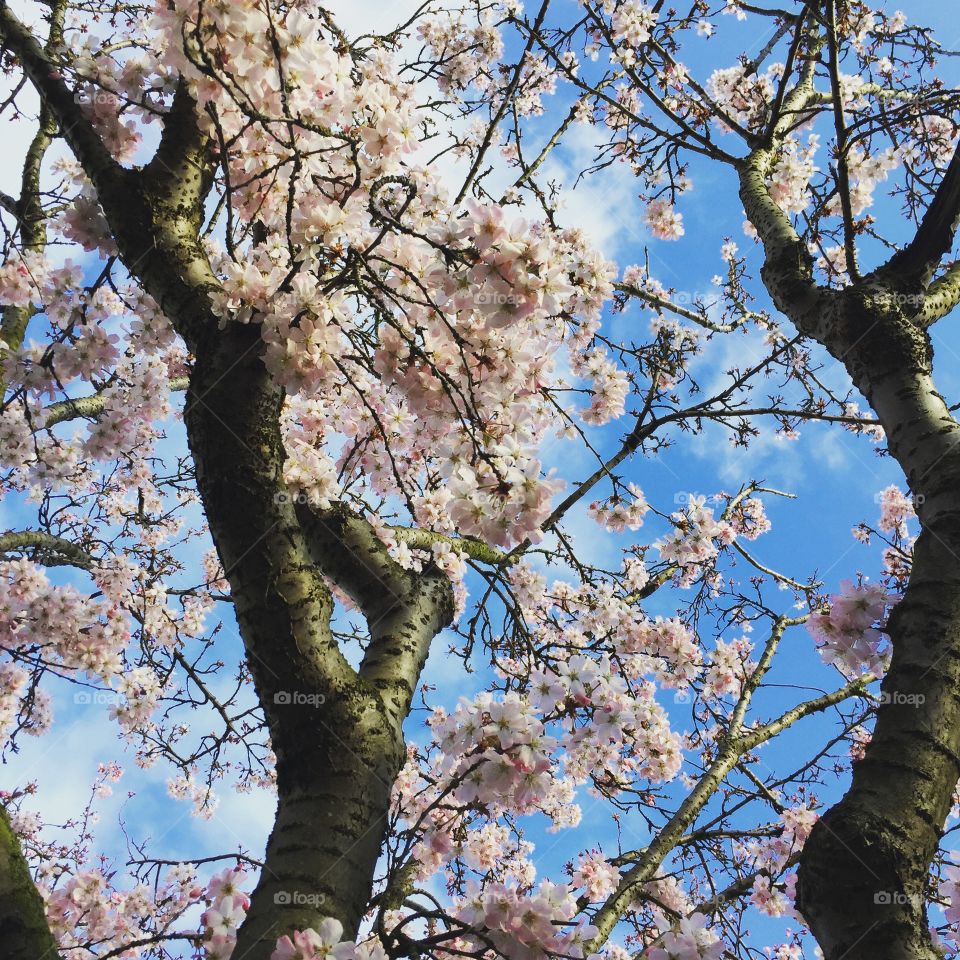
(540, 121, 645, 260)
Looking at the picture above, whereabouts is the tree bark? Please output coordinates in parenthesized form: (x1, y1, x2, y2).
(792, 288, 960, 960)
(741, 141, 960, 957)
(0, 10, 456, 952)
(0, 806, 62, 960)
(185, 323, 452, 958)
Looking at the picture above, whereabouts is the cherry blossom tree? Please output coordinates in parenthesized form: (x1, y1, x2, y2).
(0, 2, 957, 960)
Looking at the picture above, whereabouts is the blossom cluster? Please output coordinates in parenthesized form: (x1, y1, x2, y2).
(456, 880, 598, 960)
(273, 919, 388, 960)
(430, 692, 564, 815)
(417, 11, 505, 95)
(939, 860, 960, 932)
(657, 497, 736, 585)
(43, 862, 203, 956)
(737, 805, 818, 876)
(877, 484, 916, 537)
(200, 868, 251, 960)
(390, 644, 689, 886)
(0, 559, 131, 741)
(645, 912, 724, 960)
(589, 483, 650, 531)
(147, 0, 619, 550)
(806, 581, 890, 677)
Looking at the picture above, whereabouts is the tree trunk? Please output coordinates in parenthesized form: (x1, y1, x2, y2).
(787, 286, 960, 959)
(0, 807, 62, 960)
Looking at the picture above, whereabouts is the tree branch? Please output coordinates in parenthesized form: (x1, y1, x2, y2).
(386, 524, 511, 566)
(42, 377, 189, 428)
(738, 39, 831, 333)
(295, 502, 455, 729)
(0, 529, 93, 569)
(916, 260, 960, 325)
(882, 142, 960, 290)
(0, 0, 67, 393)
(584, 615, 865, 952)
(0, 3, 119, 185)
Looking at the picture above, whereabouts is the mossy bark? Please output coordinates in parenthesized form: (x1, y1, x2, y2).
(0, 807, 61, 960)
(742, 144, 960, 957)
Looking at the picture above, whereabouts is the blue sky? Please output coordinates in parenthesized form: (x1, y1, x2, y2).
(3, 0, 960, 956)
